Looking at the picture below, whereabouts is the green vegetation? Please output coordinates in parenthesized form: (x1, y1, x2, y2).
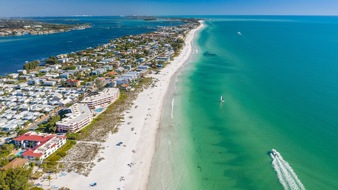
(17, 129, 30, 136)
(0, 167, 32, 190)
(23, 60, 39, 71)
(30, 187, 44, 190)
(0, 144, 15, 159)
(64, 65, 76, 70)
(36, 115, 60, 133)
(45, 56, 58, 65)
(0, 144, 15, 167)
(42, 140, 76, 171)
(170, 38, 185, 52)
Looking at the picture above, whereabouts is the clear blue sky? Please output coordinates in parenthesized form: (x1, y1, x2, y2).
(0, 0, 337, 17)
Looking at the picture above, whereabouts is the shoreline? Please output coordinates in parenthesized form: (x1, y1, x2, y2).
(46, 22, 204, 189)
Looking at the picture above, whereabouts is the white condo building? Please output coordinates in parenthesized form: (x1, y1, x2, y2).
(81, 88, 120, 109)
(13, 132, 66, 162)
(56, 103, 93, 133)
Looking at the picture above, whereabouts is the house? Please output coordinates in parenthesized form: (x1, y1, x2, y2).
(17, 70, 27, 75)
(137, 58, 146, 63)
(1, 123, 17, 131)
(115, 67, 125, 73)
(91, 68, 106, 76)
(66, 79, 81, 87)
(48, 64, 62, 70)
(120, 59, 127, 64)
(106, 71, 118, 77)
(123, 65, 132, 71)
(103, 65, 113, 71)
(136, 65, 150, 71)
(28, 79, 41, 86)
(13, 132, 66, 162)
(39, 68, 51, 73)
(45, 73, 59, 78)
(42, 81, 56, 86)
(8, 73, 19, 79)
(120, 83, 130, 90)
(58, 58, 69, 64)
(115, 78, 129, 85)
(18, 75, 31, 80)
(156, 56, 170, 62)
(60, 73, 70, 79)
(80, 56, 89, 62)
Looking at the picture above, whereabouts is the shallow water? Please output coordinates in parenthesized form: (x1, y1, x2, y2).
(149, 16, 338, 190)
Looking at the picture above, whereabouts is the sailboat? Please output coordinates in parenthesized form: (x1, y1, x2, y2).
(220, 96, 224, 102)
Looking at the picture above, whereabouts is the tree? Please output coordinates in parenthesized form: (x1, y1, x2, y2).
(47, 175, 52, 186)
(64, 65, 76, 70)
(23, 60, 39, 71)
(45, 56, 58, 65)
(39, 115, 60, 133)
(30, 187, 44, 190)
(0, 167, 32, 190)
(0, 144, 15, 158)
(95, 78, 105, 91)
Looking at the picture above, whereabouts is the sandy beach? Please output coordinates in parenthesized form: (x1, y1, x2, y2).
(46, 22, 203, 190)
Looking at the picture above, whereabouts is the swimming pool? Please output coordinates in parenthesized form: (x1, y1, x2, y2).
(15, 150, 25, 156)
(94, 108, 104, 113)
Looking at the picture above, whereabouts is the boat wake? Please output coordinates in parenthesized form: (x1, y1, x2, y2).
(270, 149, 306, 190)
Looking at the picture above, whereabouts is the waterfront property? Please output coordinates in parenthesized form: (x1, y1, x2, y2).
(81, 88, 120, 109)
(56, 103, 93, 133)
(13, 131, 66, 162)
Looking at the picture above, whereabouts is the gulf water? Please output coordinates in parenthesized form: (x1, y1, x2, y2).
(149, 16, 338, 190)
(0, 16, 181, 75)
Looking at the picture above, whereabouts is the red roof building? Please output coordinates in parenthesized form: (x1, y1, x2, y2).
(13, 132, 66, 162)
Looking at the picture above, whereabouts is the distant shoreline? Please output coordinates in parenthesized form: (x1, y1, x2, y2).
(0, 18, 91, 37)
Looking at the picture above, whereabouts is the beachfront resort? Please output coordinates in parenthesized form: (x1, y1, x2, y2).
(0, 18, 200, 189)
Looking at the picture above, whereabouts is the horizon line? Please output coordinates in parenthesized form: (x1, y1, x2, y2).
(1, 14, 338, 18)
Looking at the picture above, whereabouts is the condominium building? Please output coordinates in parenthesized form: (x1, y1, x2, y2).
(56, 103, 92, 133)
(81, 88, 120, 109)
(13, 132, 66, 162)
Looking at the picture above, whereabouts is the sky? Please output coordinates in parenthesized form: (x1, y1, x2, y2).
(0, 0, 338, 17)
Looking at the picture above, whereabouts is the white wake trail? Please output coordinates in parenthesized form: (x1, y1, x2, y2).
(270, 149, 306, 190)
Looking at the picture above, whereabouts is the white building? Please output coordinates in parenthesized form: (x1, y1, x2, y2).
(56, 103, 92, 133)
(13, 132, 66, 162)
(81, 88, 120, 109)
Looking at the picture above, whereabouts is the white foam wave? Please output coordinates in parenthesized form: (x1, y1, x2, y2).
(271, 150, 306, 190)
(171, 98, 175, 119)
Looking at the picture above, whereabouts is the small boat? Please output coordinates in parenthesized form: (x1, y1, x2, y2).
(270, 149, 280, 158)
(237, 32, 242, 36)
(220, 96, 224, 102)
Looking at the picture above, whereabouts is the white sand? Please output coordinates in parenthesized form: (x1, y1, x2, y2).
(46, 22, 204, 190)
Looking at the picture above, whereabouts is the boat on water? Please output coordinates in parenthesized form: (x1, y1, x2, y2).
(270, 149, 281, 158)
(237, 31, 242, 36)
(220, 96, 224, 102)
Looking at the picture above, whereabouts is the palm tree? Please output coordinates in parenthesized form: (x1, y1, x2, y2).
(47, 175, 52, 186)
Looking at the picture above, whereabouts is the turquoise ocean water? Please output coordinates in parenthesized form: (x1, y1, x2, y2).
(148, 16, 338, 190)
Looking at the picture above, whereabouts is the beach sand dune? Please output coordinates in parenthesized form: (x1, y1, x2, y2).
(47, 22, 203, 190)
